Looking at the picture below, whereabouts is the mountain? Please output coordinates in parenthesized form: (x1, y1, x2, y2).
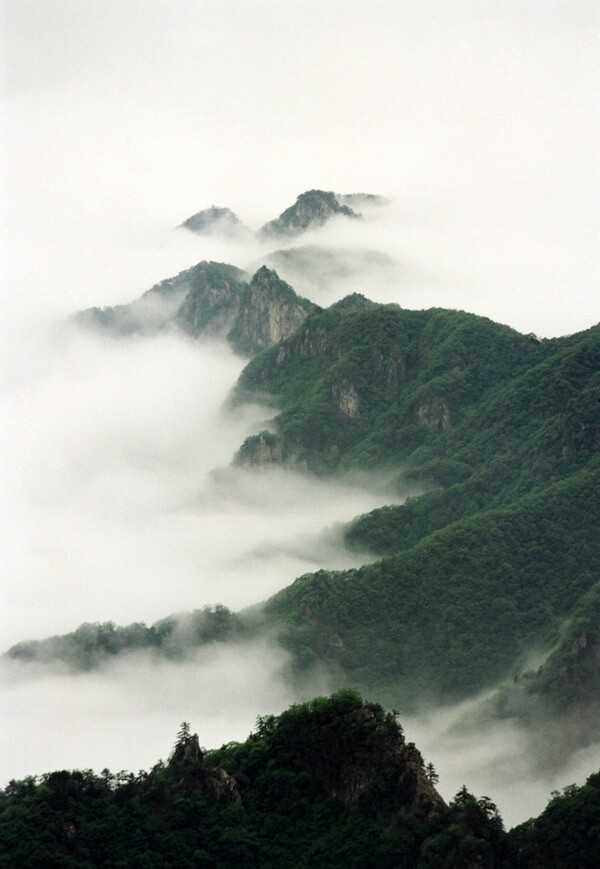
(75, 261, 318, 355)
(179, 205, 253, 238)
(259, 189, 360, 238)
(0, 691, 514, 867)
(18, 281, 600, 726)
(227, 265, 319, 355)
(3, 688, 596, 866)
(231, 302, 600, 706)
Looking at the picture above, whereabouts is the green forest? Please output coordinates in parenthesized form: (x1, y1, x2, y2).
(3, 691, 597, 867)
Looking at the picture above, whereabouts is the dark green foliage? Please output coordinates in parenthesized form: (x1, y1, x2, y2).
(508, 773, 600, 868)
(236, 303, 543, 473)
(0, 693, 441, 868)
(502, 579, 600, 718)
(5, 691, 598, 866)
(417, 787, 509, 869)
(230, 303, 600, 708)
(265, 465, 600, 702)
(6, 604, 245, 670)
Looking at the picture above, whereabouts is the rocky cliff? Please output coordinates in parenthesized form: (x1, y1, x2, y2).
(235, 430, 283, 467)
(268, 691, 445, 822)
(76, 262, 317, 356)
(228, 265, 319, 355)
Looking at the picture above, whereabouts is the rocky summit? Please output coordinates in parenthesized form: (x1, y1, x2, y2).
(259, 189, 360, 238)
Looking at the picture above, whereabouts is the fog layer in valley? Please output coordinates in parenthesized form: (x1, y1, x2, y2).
(1, 0, 599, 829)
(405, 695, 600, 829)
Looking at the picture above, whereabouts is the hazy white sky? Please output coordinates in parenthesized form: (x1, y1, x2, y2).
(1, 0, 598, 334)
(0, 0, 599, 826)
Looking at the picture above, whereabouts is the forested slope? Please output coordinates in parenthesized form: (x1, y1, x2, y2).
(10, 286, 600, 721)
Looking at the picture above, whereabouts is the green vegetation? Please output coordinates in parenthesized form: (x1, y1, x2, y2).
(0, 691, 522, 867)
(19, 297, 600, 718)
(6, 605, 246, 670)
(235, 304, 545, 473)
(266, 465, 600, 702)
(232, 303, 600, 709)
(3, 689, 595, 866)
(508, 773, 600, 868)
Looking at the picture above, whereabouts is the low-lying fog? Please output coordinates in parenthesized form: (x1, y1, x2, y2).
(2, 0, 599, 830)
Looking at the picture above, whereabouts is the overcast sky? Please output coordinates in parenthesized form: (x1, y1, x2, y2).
(0, 0, 599, 825)
(1, 0, 598, 334)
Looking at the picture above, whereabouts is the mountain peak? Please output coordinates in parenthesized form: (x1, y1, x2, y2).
(259, 189, 359, 238)
(179, 205, 252, 238)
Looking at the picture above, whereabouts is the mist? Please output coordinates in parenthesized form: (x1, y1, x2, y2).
(404, 694, 600, 829)
(1, 0, 599, 829)
(0, 641, 332, 787)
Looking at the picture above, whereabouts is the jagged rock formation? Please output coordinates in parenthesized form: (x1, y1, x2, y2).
(75, 262, 318, 356)
(259, 189, 359, 238)
(169, 725, 241, 803)
(179, 205, 252, 239)
(235, 430, 283, 467)
(228, 266, 319, 355)
(415, 394, 453, 431)
(270, 692, 445, 821)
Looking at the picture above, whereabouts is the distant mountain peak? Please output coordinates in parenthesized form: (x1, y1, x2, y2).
(179, 205, 252, 238)
(259, 189, 360, 238)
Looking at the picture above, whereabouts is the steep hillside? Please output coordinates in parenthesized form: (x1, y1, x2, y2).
(16, 290, 600, 720)
(234, 303, 546, 473)
(265, 464, 600, 703)
(230, 306, 600, 706)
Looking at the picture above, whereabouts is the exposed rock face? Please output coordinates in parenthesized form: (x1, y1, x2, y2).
(228, 266, 318, 355)
(204, 767, 242, 804)
(170, 729, 242, 804)
(179, 205, 252, 239)
(332, 376, 360, 418)
(259, 190, 359, 238)
(175, 262, 248, 339)
(235, 431, 283, 467)
(76, 262, 316, 357)
(284, 699, 445, 822)
(416, 395, 453, 431)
